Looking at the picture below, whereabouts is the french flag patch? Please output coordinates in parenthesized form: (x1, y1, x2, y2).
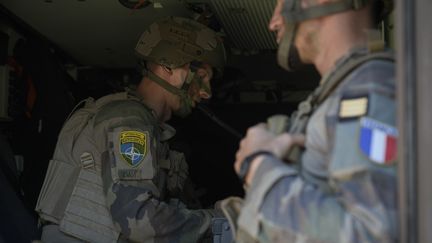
(359, 117, 398, 165)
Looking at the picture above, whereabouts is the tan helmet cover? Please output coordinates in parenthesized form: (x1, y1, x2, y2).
(135, 16, 226, 69)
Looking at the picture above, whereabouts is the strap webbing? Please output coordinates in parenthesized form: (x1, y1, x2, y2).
(284, 0, 368, 23)
(315, 52, 394, 105)
(147, 71, 186, 97)
(289, 50, 394, 135)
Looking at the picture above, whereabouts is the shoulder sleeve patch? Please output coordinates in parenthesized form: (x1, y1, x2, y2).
(359, 117, 398, 165)
(339, 96, 368, 119)
(111, 127, 155, 181)
(119, 131, 147, 167)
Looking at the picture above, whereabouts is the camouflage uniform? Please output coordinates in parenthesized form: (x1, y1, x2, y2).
(98, 93, 221, 242)
(36, 92, 220, 242)
(235, 48, 397, 243)
(37, 16, 225, 243)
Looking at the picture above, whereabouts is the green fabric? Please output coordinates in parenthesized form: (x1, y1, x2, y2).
(146, 70, 193, 118)
(277, 23, 298, 71)
(283, 0, 369, 23)
(147, 71, 186, 97)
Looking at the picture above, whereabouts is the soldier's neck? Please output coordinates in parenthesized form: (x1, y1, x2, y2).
(138, 77, 171, 123)
(314, 14, 369, 78)
(315, 38, 367, 79)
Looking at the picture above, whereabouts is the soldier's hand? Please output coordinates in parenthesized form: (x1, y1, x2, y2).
(234, 123, 305, 186)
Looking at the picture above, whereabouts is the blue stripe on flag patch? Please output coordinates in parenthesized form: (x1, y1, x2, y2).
(360, 126, 372, 156)
(359, 117, 398, 165)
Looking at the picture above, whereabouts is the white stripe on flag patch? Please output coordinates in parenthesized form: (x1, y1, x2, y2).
(371, 129, 386, 163)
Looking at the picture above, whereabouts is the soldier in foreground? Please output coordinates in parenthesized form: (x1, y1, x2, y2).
(230, 0, 397, 242)
(36, 16, 226, 242)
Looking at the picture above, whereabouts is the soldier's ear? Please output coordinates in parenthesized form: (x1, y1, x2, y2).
(162, 65, 173, 75)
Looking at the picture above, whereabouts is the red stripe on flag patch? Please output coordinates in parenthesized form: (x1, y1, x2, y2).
(385, 135, 397, 164)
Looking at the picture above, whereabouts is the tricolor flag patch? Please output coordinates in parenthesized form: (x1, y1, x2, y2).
(359, 117, 398, 165)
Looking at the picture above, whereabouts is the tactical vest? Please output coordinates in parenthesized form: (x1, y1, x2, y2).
(35, 92, 166, 242)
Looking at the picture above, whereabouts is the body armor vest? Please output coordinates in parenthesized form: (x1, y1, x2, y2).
(36, 92, 166, 242)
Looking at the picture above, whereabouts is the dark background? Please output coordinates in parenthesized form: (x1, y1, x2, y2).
(0, 4, 319, 241)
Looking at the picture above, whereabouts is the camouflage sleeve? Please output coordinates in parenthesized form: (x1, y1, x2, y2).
(237, 61, 397, 243)
(97, 101, 220, 242)
(103, 179, 219, 242)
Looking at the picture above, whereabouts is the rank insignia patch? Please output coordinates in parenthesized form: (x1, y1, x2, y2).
(359, 117, 398, 165)
(120, 131, 147, 167)
(339, 97, 368, 119)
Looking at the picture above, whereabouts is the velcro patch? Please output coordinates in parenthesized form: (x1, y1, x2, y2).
(339, 97, 368, 119)
(359, 117, 398, 165)
(119, 131, 147, 167)
(118, 169, 140, 178)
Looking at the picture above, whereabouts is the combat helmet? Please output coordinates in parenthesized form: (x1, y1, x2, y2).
(278, 0, 394, 71)
(281, 0, 393, 25)
(135, 16, 226, 71)
(135, 16, 226, 117)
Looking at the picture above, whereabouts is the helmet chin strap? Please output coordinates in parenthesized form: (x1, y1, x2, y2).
(147, 70, 185, 97)
(283, 0, 369, 23)
(277, 23, 299, 71)
(147, 69, 197, 117)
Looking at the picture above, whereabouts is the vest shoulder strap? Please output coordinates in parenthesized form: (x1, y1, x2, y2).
(315, 51, 394, 105)
(289, 51, 394, 135)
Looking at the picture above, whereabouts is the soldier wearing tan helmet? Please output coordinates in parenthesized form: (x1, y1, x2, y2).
(225, 0, 398, 242)
(135, 16, 226, 118)
(36, 16, 226, 242)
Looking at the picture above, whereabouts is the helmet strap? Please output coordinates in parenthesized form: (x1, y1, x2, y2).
(277, 23, 298, 71)
(147, 70, 187, 98)
(182, 68, 196, 93)
(284, 0, 369, 23)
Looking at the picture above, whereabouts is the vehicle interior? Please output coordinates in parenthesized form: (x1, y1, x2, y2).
(1, 0, 430, 242)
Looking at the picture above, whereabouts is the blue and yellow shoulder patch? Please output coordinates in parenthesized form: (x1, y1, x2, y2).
(119, 131, 147, 167)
